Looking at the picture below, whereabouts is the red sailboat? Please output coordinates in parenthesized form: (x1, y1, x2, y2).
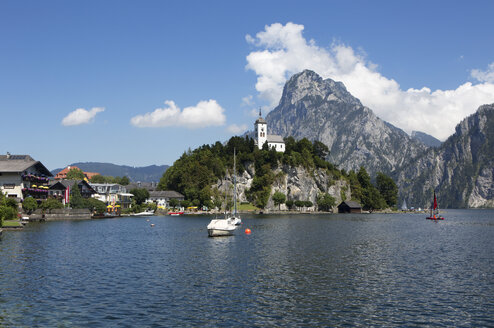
(426, 191, 444, 220)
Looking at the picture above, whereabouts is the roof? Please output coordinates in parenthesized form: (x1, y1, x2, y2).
(338, 201, 362, 209)
(255, 117, 267, 124)
(267, 134, 284, 143)
(0, 154, 52, 176)
(49, 179, 96, 193)
(149, 190, 184, 198)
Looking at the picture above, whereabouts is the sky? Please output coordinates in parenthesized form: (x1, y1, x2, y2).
(1, 0, 494, 171)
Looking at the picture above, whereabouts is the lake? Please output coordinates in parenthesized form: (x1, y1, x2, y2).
(1, 210, 493, 327)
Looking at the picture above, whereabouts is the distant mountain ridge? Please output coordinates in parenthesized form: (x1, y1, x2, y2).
(266, 70, 428, 176)
(398, 104, 494, 208)
(51, 162, 169, 182)
(411, 131, 442, 147)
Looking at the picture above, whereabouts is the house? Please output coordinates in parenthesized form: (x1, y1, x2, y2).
(254, 108, 285, 152)
(0, 153, 52, 201)
(147, 190, 184, 208)
(49, 179, 97, 204)
(89, 183, 133, 209)
(126, 181, 158, 192)
(54, 165, 99, 180)
(337, 201, 362, 213)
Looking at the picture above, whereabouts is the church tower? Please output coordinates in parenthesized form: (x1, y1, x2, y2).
(254, 108, 267, 149)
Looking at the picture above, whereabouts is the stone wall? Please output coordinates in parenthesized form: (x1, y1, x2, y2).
(29, 208, 91, 221)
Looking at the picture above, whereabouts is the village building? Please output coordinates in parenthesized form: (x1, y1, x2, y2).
(89, 183, 133, 209)
(254, 109, 285, 152)
(337, 201, 362, 213)
(0, 153, 52, 201)
(54, 165, 99, 180)
(49, 179, 97, 205)
(147, 190, 185, 208)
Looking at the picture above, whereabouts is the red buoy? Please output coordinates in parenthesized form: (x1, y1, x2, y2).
(245, 228, 251, 234)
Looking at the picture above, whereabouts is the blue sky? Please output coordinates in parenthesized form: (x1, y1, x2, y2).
(1, 0, 494, 171)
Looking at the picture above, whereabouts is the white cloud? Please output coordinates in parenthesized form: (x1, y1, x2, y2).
(242, 95, 254, 106)
(130, 99, 226, 129)
(471, 62, 494, 83)
(227, 124, 248, 134)
(61, 107, 104, 126)
(246, 22, 494, 140)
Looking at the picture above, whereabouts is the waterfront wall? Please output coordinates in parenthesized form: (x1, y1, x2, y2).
(29, 208, 91, 221)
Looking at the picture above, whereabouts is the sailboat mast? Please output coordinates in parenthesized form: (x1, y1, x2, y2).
(233, 148, 237, 216)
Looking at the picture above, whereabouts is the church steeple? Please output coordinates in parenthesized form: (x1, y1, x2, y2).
(254, 107, 267, 149)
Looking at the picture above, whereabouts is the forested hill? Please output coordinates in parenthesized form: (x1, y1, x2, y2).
(157, 136, 398, 211)
(51, 162, 169, 182)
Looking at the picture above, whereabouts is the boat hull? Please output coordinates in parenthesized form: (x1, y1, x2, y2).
(426, 217, 444, 220)
(208, 228, 234, 237)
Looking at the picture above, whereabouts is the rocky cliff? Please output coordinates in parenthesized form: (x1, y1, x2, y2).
(397, 104, 494, 208)
(266, 70, 428, 176)
(212, 163, 351, 211)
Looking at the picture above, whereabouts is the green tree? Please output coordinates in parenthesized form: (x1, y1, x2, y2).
(313, 140, 330, 159)
(129, 188, 149, 205)
(317, 193, 336, 211)
(90, 174, 106, 183)
(66, 168, 86, 180)
(115, 176, 130, 185)
(40, 198, 64, 210)
(168, 198, 179, 209)
(22, 197, 38, 214)
(294, 200, 305, 210)
(272, 191, 286, 210)
(69, 183, 85, 209)
(376, 172, 398, 207)
(285, 200, 294, 210)
(84, 198, 106, 215)
(179, 199, 190, 209)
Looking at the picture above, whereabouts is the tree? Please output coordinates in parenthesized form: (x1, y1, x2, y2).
(313, 140, 330, 159)
(40, 198, 64, 210)
(376, 172, 398, 208)
(69, 182, 85, 209)
(168, 198, 179, 209)
(66, 168, 86, 180)
(285, 200, 294, 210)
(90, 174, 106, 183)
(317, 193, 336, 211)
(84, 198, 106, 215)
(272, 191, 286, 210)
(22, 197, 38, 214)
(294, 200, 305, 210)
(129, 188, 149, 205)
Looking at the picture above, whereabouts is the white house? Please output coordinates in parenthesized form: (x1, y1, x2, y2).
(0, 153, 52, 201)
(254, 109, 285, 152)
(89, 183, 133, 209)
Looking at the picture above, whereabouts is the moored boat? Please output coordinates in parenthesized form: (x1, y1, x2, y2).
(168, 211, 184, 216)
(426, 191, 445, 220)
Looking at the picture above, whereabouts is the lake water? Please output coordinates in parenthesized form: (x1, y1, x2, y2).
(1, 210, 493, 327)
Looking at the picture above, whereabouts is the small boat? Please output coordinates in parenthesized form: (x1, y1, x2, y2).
(133, 210, 155, 216)
(426, 191, 444, 220)
(168, 211, 184, 216)
(207, 217, 236, 237)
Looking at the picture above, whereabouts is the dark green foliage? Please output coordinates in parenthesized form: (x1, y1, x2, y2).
(294, 200, 305, 209)
(376, 172, 398, 207)
(66, 168, 86, 180)
(317, 193, 336, 211)
(40, 198, 64, 210)
(129, 188, 150, 205)
(348, 167, 388, 210)
(22, 197, 38, 214)
(69, 182, 85, 209)
(168, 198, 179, 209)
(84, 198, 106, 215)
(90, 175, 130, 185)
(285, 200, 294, 210)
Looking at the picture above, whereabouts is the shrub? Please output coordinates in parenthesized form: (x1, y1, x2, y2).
(22, 197, 38, 214)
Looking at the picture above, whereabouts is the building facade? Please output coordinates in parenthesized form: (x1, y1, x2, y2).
(254, 109, 285, 152)
(0, 153, 52, 201)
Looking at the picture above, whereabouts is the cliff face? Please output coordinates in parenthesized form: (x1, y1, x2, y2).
(212, 163, 351, 211)
(397, 104, 494, 208)
(266, 70, 428, 176)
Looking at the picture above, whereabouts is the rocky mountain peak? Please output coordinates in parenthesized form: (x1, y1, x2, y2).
(281, 70, 361, 107)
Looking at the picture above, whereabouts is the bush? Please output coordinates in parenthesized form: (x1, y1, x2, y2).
(40, 198, 64, 210)
(0, 205, 18, 221)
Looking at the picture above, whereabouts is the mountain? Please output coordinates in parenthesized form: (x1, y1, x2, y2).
(266, 70, 428, 176)
(51, 162, 169, 182)
(411, 131, 442, 147)
(397, 104, 494, 208)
